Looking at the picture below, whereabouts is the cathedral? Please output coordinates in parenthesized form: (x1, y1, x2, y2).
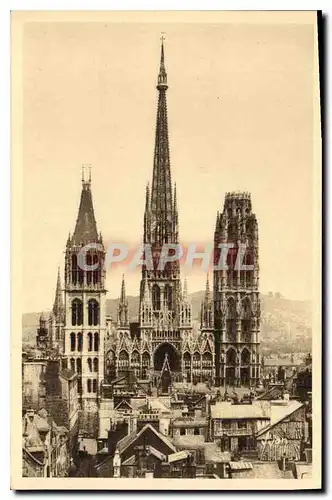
(35, 40, 260, 404)
(105, 41, 215, 389)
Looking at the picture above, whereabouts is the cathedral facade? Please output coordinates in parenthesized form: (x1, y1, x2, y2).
(105, 41, 214, 389)
(35, 41, 261, 406)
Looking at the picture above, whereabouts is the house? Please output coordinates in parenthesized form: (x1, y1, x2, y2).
(256, 399, 309, 461)
(170, 416, 209, 440)
(22, 361, 47, 412)
(97, 423, 177, 478)
(44, 362, 79, 453)
(22, 409, 69, 477)
(210, 401, 271, 454)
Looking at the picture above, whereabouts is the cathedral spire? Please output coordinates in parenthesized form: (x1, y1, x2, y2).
(149, 39, 173, 244)
(120, 274, 127, 305)
(204, 273, 211, 303)
(72, 168, 99, 245)
(183, 277, 188, 301)
(117, 275, 129, 327)
(52, 267, 64, 320)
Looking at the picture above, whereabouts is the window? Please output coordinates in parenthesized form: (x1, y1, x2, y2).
(86, 253, 93, 285)
(94, 332, 99, 352)
(87, 358, 92, 372)
(87, 379, 92, 393)
(70, 332, 76, 352)
(76, 358, 82, 374)
(71, 255, 78, 285)
(72, 299, 83, 326)
(222, 421, 231, 430)
(164, 285, 173, 310)
(93, 358, 99, 372)
(77, 332, 83, 351)
(152, 285, 161, 310)
(238, 421, 247, 429)
(92, 254, 100, 284)
(88, 299, 99, 326)
(88, 332, 93, 352)
(77, 379, 82, 395)
(70, 358, 75, 372)
(93, 379, 97, 393)
(194, 428, 200, 436)
(180, 428, 186, 436)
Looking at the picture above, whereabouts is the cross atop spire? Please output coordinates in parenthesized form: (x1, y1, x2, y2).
(158, 35, 168, 89)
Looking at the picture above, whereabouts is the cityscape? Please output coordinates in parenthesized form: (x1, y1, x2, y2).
(22, 38, 313, 481)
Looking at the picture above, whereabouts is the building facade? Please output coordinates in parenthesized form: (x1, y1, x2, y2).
(214, 192, 261, 388)
(105, 41, 214, 388)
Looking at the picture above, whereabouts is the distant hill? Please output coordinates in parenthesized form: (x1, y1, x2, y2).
(22, 292, 312, 355)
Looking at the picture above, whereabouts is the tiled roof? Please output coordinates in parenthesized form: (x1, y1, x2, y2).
(117, 423, 177, 455)
(171, 417, 208, 428)
(211, 401, 271, 420)
(172, 435, 205, 450)
(230, 461, 253, 470)
(264, 358, 303, 367)
(168, 450, 190, 463)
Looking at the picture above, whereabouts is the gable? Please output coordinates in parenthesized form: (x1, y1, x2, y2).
(120, 425, 176, 463)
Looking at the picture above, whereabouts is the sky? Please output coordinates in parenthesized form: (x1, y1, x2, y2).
(21, 15, 318, 313)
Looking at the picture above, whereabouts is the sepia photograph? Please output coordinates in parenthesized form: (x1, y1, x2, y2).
(11, 10, 322, 490)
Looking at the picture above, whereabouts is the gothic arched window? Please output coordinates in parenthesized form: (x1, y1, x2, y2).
(164, 285, 173, 310)
(86, 253, 93, 285)
(76, 358, 82, 374)
(131, 350, 140, 366)
(71, 254, 78, 285)
(88, 299, 99, 326)
(77, 332, 83, 351)
(87, 358, 92, 372)
(93, 358, 99, 372)
(193, 352, 200, 368)
(119, 350, 129, 369)
(152, 284, 161, 310)
(92, 254, 100, 284)
(70, 358, 75, 372)
(94, 332, 99, 352)
(72, 299, 83, 326)
(87, 379, 92, 393)
(88, 332, 93, 352)
(70, 332, 76, 352)
(92, 379, 97, 393)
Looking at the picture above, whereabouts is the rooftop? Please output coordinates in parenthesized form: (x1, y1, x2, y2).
(211, 401, 271, 420)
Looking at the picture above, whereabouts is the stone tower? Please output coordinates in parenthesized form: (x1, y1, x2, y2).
(63, 169, 106, 433)
(139, 40, 192, 382)
(214, 192, 260, 388)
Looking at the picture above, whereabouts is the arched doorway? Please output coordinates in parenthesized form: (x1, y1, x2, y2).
(154, 343, 180, 372)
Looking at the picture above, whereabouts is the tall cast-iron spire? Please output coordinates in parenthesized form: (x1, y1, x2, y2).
(147, 39, 176, 246)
